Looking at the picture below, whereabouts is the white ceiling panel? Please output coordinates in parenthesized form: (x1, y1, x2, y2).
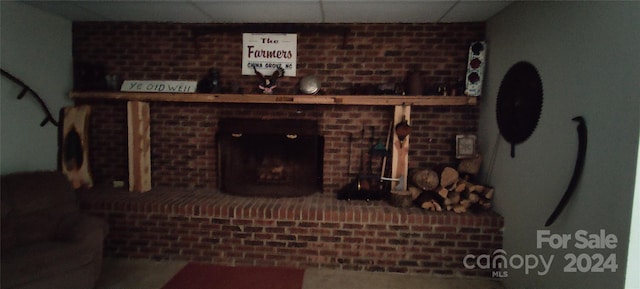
(321, 1, 455, 23)
(73, 2, 213, 22)
(25, 1, 110, 21)
(20, 0, 512, 23)
(194, 1, 323, 23)
(440, 1, 512, 22)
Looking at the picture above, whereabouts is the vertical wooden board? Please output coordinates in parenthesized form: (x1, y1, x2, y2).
(391, 105, 411, 191)
(128, 101, 151, 193)
(61, 105, 93, 188)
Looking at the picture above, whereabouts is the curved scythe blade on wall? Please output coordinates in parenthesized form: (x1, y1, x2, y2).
(545, 116, 588, 227)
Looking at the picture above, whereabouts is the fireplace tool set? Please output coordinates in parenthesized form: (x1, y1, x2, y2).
(338, 120, 408, 201)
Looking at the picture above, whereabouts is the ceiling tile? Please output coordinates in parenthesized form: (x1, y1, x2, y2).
(25, 1, 109, 21)
(194, 1, 323, 23)
(74, 2, 213, 22)
(321, 1, 455, 23)
(21, 0, 512, 23)
(439, 1, 512, 22)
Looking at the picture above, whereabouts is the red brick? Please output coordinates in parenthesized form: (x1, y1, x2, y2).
(77, 23, 482, 193)
(80, 69, 498, 278)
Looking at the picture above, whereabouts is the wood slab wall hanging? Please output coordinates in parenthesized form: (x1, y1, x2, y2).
(60, 105, 93, 188)
(496, 61, 543, 157)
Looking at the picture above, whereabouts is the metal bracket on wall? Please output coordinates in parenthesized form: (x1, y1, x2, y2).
(0, 68, 59, 127)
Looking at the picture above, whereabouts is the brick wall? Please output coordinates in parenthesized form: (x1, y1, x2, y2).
(82, 101, 478, 194)
(73, 22, 484, 193)
(73, 22, 484, 94)
(80, 188, 503, 276)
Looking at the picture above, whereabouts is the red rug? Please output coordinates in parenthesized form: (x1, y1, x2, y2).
(161, 263, 306, 289)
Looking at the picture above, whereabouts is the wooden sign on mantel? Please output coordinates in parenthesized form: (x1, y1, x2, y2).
(121, 80, 197, 93)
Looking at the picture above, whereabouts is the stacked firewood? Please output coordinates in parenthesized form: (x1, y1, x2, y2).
(406, 157, 494, 213)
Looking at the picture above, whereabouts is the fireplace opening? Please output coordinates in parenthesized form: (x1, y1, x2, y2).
(217, 118, 323, 197)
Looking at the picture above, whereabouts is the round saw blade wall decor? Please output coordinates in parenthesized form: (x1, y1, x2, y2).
(496, 61, 543, 158)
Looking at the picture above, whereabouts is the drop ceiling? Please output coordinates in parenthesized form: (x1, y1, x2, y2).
(22, 0, 512, 23)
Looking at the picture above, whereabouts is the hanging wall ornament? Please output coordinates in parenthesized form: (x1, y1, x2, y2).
(496, 61, 544, 157)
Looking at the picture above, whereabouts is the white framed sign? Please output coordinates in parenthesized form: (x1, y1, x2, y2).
(121, 80, 197, 93)
(456, 134, 477, 159)
(242, 33, 297, 77)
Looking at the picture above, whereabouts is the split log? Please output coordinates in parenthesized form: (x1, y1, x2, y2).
(425, 200, 443, 212)
(444, 191, 461, 208)
(409, 165, 494, 213)
(483, 187, 495, 199)
(435, 186, 449, 199)
(468, 184, 485, 194)
(415, 191, 443, 212)
(454, 199, 472, 213)
(441, 169, 493, 213)
(410, 169, 439, 191)
(479, 200, 492, 210)
(454, 182, 467, 194)
(457, 155, 483, 176)
(468, 192, 481, 203)
(388, 190, 414, 208)
(414, 191, 432, 206)
(453, 205, 467, 213)
(408, 186, 423, 201)
(438, 166, 459, 189)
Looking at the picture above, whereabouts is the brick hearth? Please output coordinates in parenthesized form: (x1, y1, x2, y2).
(79, 187, 502, 276)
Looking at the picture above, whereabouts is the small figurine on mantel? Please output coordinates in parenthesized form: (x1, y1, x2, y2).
(196, 68, 220, 93)
(405, 68, 424, 96)
(254, 66, 284, 94)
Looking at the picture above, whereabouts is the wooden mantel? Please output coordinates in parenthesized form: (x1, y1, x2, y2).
(71, 91, 477, 193)
(70, 91, 477, 106)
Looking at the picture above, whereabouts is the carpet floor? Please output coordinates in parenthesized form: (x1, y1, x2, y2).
(161, 263, 305, 289)
(96, 258, 505, 289)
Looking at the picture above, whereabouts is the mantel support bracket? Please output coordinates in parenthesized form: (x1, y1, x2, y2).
(391, 104, 411, 191)
(128, 101, 152, 193)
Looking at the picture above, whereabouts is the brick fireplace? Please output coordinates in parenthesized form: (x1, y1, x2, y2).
(73, 22, 502, 277)
(217, 118, 323, 197)
(83, 101, 479, 193)
(73, 21, 486, 192)
(76, 100, 502, 276)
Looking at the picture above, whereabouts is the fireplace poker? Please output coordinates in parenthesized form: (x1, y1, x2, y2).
(337, 132, 359, 200)
(357, 126, 377, 193)
(368, 126, 376, 174)
(346, 132, 353, 176)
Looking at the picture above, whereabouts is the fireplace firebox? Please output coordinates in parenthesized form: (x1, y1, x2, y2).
(217, 118, 323, 197)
